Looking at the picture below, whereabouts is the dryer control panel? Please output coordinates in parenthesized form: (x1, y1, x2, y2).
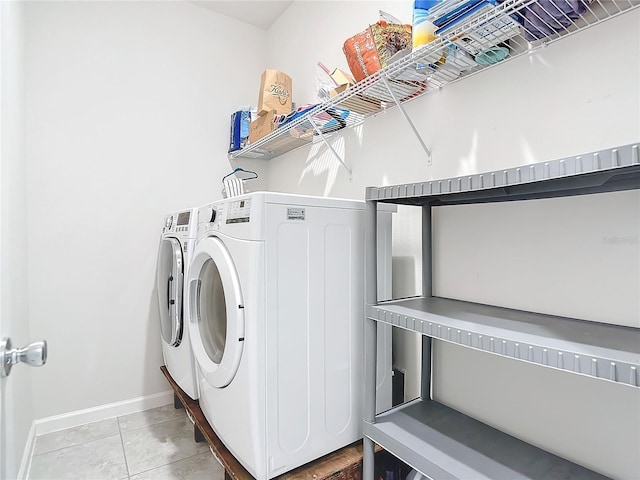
(201, 204, 224, 231)
(226, 199, 251, 224)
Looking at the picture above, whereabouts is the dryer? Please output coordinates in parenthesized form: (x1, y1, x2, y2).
(186, 192, 393, 479)
(156, 208, 199, 400)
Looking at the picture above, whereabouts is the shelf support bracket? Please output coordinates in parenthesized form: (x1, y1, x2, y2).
(380, 74, 432, 165)
(308, 117, 353, 180)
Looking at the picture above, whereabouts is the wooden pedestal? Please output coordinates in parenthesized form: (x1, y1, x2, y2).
(161, 366, 368, 480)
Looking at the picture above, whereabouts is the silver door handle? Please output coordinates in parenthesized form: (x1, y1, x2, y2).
(1, 337, 48, 378)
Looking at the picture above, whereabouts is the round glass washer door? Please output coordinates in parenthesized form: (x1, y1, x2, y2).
(187, 236, 245, 388)
(156, 237, 184, 347)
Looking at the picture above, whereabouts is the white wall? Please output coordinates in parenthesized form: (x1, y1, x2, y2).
(254, 2, 640, 479)
(24, 0, 268, 419)
(0, 1, 33, 478)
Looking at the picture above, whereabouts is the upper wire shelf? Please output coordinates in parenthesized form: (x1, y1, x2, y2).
(228, 0, 639, 163)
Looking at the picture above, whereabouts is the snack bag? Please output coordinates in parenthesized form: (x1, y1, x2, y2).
(343, 12, 412, 82)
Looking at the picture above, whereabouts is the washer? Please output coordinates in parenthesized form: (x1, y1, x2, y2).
(156, 208, 199, 400)
(186, 192, 393, 479)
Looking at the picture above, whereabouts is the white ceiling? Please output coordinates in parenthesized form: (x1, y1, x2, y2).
(190, 1, 294, 30)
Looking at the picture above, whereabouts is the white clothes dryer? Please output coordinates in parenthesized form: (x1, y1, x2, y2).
(156, 208, 199, 400)
(186, 192, 394, 479)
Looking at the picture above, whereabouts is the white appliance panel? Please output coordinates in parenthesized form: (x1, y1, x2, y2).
(157, 207, 199, 400)
(324, 224, 354, 435)
(189, 234, 266, 478)
(265, 203, 363, 476)
(189, 193, 394, 479)
(274, 222, 310, 454)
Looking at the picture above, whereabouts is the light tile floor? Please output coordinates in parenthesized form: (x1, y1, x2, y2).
(29, 405, 225, 480)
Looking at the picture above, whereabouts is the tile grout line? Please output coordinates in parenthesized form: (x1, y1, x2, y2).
(32, 408, 191, 479)
(30, 431, 122, 457)
(118, 410, 188, 434)
(117, 410, 191, 478)
(117, 418, 132, 480)
(125, 451, 211, 479)
(30, 417, 121, 457)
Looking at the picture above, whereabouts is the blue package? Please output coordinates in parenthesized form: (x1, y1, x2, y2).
(436, 0, 498, 33)
(228, 110, 251, 153)
(436, 0, 521, 34)
(434, 0, 521, 56)
(431, 0, 485, 26)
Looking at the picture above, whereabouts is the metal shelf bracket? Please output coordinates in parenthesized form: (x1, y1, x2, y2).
(308, 117, 353, 180)
(380, 74, 432, 165)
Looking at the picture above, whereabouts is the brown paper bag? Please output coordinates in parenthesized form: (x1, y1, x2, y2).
(257, 70, 292, 116)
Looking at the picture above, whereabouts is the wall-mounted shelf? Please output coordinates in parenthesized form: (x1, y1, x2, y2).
(362, 144, 640, 480)
(228, 0, 639, 171)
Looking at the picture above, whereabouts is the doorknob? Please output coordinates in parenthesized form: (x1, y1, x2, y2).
(0, 337, 48, 378)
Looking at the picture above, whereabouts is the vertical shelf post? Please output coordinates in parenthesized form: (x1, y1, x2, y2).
(421, 204, 433, 401)
(363, 191, 379, 480)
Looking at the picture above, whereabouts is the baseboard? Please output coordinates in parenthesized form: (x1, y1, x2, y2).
(17, 421, 36, 480)
(33, 390, 174, 436)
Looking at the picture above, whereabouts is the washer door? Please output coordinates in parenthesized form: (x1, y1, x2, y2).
(187, 236, 245, 388)
(156, 237, 183, 347)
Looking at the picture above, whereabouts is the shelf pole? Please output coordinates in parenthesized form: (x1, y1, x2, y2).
(380, 75, 432, 165)
(422, 204, 433, 401)
(308, 117, 353, 179)
(422, 204, 433, 297)
(363, 192, 378, 480)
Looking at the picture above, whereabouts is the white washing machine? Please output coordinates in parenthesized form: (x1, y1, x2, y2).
(186, 192, 394, 479)
(156, 208, 199, 400)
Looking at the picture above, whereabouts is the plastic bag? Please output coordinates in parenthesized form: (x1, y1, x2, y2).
(315, 62, 337, 102)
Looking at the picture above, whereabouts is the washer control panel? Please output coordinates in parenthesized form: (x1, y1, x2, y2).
(163, 210, 192, 235)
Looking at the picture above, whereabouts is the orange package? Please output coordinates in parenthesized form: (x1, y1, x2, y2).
(343, 20, 412, 82)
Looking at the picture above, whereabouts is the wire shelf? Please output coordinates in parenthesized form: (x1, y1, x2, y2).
(228, 0, 639, 163)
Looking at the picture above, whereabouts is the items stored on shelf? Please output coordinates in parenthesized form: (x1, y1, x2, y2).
(228, 0, 638, 166)
(275, 105, 350, 138)
(228, 109, 251, 153)
(248, 110, 278, 144)
(257, 69, 292, 116)
(412, 0, 441, 50)
(316, 63, 383, 115)
(519, 0, 593, 40)
(435, 1, 522, 57)
(343, 12, 412, 82)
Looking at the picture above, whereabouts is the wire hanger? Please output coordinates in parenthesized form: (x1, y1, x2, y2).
(222, 167, 258, 182)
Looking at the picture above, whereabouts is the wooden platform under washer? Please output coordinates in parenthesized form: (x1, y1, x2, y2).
(161, 366, 369, 480)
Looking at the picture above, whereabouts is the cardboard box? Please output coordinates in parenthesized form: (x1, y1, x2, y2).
(330, 68, 355, 87)
(249, 110, 278, 144)
(330, 84, 351, 97)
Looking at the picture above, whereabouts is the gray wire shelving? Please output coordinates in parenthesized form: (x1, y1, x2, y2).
(229, 0, 639, 175)
(362, 144, 640, 479)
